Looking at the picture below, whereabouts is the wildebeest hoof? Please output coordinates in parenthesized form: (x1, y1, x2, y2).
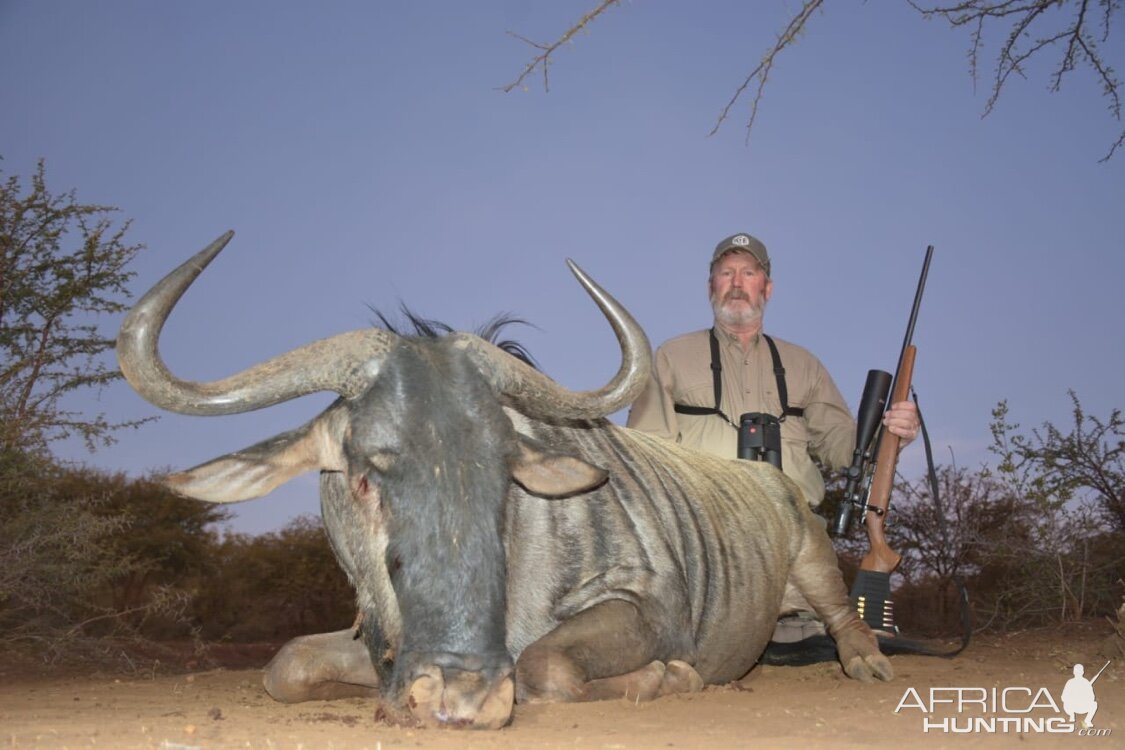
(578, 660, 666, 702)
(843, 653, 894, 683)
(659, 660, 703, 695)
(835, 627, 894, 682)
(619, 660, 666, 702)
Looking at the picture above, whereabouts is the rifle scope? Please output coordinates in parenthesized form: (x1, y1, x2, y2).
(831, 369, 892, 537)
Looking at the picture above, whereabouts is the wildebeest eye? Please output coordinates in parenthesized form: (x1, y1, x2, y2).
(368, 450, 397, 475)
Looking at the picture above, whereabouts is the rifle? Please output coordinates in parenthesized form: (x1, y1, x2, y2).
(831, 245, 933, 633)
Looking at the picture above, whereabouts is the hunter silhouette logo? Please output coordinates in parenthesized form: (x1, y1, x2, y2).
(1062, 661, 1109, 729)
(895, 659, 1113, 735)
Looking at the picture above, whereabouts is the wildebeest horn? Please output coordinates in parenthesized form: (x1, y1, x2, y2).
(457, 259, 652, 420)
(116, 231, 398, 415)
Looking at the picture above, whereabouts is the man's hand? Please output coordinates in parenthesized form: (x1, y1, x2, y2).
(883, 400, 920, 447)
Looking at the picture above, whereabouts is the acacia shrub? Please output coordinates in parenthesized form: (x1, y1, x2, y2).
(190, 515, 355, 642)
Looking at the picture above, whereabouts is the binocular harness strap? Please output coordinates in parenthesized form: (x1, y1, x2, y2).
(673, 329, 804, 425)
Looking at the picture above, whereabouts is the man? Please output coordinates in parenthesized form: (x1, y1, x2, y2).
(627, 232, 920, 639)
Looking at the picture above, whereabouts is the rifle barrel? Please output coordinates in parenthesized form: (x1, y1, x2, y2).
(889, 245, 933, 402)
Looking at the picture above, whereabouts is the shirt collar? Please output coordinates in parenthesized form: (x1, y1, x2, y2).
(712, 325, 762, 351)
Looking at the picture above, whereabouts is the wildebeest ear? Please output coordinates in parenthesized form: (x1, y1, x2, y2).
(509, 436, 608, 498)
(164, 406, 349, 503)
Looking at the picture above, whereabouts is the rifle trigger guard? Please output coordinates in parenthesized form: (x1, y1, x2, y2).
(842, 497, 887, 518)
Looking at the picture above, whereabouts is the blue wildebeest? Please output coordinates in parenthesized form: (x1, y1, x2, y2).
(116, 232, 892, 729)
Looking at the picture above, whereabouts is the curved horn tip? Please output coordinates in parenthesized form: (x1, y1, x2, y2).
(208, 229, 236, 255)
(184, 230, 237, 273)
(169, 230, 237, 275)
(564, 258, 594, 285)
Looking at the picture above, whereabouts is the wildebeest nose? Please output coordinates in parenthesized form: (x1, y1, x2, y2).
(406, 663, 515, 729)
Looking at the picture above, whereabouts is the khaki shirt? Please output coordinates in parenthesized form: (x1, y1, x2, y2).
(626, 328, 855, 507)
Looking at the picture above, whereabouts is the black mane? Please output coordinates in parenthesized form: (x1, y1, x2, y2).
(371, 305, 538, 369)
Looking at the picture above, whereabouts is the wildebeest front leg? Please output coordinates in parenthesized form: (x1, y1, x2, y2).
(263, 629, 381, 702)
(789, 520, 894, 682)
(515, 599, 702, 703)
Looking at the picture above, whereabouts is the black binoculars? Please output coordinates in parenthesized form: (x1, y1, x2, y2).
(736, 412, 782, 470)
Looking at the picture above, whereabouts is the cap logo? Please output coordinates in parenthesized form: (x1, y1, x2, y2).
(732, 235, 751, 247)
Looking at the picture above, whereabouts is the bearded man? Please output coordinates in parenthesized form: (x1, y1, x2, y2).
(626, 232, 919, 640)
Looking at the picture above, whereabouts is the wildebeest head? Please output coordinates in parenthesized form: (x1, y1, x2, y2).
(116, 232, 651, 728)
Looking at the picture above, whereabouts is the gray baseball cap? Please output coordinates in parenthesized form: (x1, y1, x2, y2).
(711, 232, 770, 276)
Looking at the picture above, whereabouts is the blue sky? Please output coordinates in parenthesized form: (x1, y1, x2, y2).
(2, 1, 1122, 534)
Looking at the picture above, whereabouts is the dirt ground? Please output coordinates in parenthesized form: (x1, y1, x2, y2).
(2, 623, 1121, 750)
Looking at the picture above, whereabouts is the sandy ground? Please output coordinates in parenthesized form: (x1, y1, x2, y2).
(2, 623, 1121, 750)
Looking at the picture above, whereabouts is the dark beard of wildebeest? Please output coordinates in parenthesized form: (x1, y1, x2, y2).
(116, 231, 893, 730)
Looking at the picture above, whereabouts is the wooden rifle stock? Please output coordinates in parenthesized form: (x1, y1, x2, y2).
(859, 345, 915, 574)
(850, 245, 932, 633)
